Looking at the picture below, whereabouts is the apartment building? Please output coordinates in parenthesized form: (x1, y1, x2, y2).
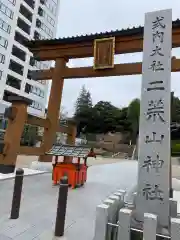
(0, 0, 60, 117)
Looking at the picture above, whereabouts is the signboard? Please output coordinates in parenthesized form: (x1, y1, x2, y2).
(135, 9, 172, 228)
(93, 37, 115, 70)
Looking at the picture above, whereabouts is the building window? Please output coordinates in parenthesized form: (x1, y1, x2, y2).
(31, 86, 45, 98)
(0, 70, 2, 80)
(34, 30, 41, 40)
(44, 0, 57, 16)
(8, 0, 16, 5)
(27, 69, 32, 79)
(25, 83, 31, 93)
(30, 100, 43, 111)
(14, 31, 28, 45)
(0, 1, 14, 19)
(0, 53, 5, 64)
(9, 60, 24, 76)
(25, 83, 45, 98)
(12, 45, 26, 61)
(6, 74, 21, 90)
(0, 36, 8, 49)
(38, 7, 55, 27)
(23, 0, 35, 9)
(36, 19, 53, 37)
(17, 17, 31, 35)
(0, 18, 11, 33)
(34, 60, 49, 70)
(38, 80, 46, 85)
(29, 56, 35, 66)
(19, 4, 32, 22)
(3, 90, 18, 102)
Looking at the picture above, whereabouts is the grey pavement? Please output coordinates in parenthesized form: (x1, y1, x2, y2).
(0, 160, 137, 240)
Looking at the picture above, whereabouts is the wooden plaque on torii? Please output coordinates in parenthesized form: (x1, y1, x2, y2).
(93, 37, 115, 70)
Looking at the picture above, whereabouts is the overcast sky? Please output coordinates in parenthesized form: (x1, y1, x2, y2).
(52, 0, 180, 116)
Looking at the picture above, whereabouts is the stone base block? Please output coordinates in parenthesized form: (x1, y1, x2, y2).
(0, 164, 15, 174)
(30, 161, 53, 172)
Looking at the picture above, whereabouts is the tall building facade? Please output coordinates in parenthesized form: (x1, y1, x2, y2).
(0, 0, 60, 117)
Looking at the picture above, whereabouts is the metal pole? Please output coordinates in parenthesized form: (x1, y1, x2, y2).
(54, 176, 69, 237)
(10, 168, 24, 219)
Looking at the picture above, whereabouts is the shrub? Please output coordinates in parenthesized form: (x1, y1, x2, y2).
(172, 141, 180, 156)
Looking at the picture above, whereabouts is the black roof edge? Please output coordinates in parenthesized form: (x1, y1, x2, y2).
(24, 19, 180, 48)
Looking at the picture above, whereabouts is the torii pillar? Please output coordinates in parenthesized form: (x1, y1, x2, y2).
(0, 96, 32, 173)
(39, 58, 67, 162)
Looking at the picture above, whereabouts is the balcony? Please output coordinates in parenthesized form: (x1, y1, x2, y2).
(14, 31, 29, 46)
(9, 60, 24, 76)
(12, 45, 26, 62)
(17, 17, 31, 35)
(6, 75, 21, 90)
(23, 0, 35, 9)
(19, 4, 33, 22)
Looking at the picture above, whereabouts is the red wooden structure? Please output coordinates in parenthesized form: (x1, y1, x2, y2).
(46, 144, 95, 188)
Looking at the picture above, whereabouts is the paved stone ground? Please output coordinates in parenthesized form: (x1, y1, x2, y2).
(16, 155, 180, 180)
(0, 160, 137, 240)
(16, 155, 122, 169)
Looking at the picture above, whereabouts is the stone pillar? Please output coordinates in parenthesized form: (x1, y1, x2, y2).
(39, 58, 67, 162)
(0, 96, 32, 173)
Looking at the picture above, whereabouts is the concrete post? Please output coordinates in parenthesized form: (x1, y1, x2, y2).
(94, 204, 110, 240)
(143, 213, 157, 240)
(103, 198, 116, 240)
(10, 168, 24, 219)
(171, 218, 180, 240)
(54, 176, 68, 237)
(170, 199, 177, 218)
(117, 208, 132, 240)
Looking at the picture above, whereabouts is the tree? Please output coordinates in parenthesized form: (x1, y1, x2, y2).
(127, 98, 140, 144)
(74, 85, 92, 116)
(91, 101, 124, 133)
(74, 85, 93, 135)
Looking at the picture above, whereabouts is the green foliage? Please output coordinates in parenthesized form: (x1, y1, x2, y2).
(74, 85, 92, 116)
(127, 98, 140, 144)
(74, 87, 180, 139)
(21, 124, 38, 146)
(171, 140, 180, 156)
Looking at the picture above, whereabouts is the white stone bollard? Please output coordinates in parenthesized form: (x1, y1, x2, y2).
(117, 208, 132, 240)
(93, 204, 110, 240)
(117, 190, 126, 201)
(114, 191, 126, 203)
(171, 217, 180, 240)
(143, 213, 157, 240)
(103, 199, 116, 240)
(109, 195, 121, 204)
